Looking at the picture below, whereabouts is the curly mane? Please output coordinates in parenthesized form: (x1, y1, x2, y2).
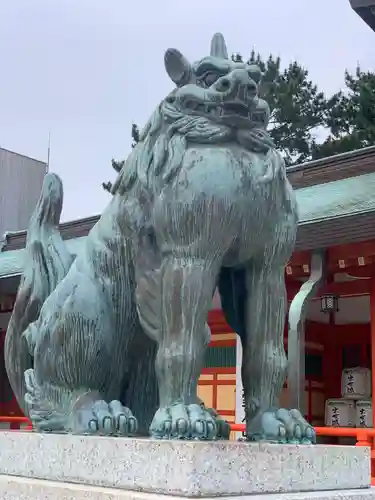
(112, 99, 277, 196)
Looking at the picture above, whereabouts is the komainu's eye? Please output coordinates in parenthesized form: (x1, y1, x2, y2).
(202, 72, 220, 87)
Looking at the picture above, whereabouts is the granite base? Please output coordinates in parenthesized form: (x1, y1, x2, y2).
(0, 476, 374, 500)
(0, 432, 370, 497)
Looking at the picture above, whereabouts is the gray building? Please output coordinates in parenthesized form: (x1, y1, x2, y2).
(0, 148, 46, 244)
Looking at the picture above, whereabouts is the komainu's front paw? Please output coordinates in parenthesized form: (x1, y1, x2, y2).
(246, 408, 316, 444)
(71, 399, 138, 436)
(149, 402, 217, 440)
(204, 405, 231, 440)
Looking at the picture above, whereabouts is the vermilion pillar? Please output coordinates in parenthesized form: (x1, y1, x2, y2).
(370, 279, 375, 429)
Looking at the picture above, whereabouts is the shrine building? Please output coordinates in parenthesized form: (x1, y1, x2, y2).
(1, 146, 375, 440)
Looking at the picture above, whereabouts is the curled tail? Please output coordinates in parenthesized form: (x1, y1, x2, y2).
(4, 173, 74, 415)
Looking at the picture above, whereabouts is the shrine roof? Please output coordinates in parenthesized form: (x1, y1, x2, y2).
(286, 144, 375, 189)
(298, 171, 375, 224)
(295, 171, 375, 249)
(0, 237, 86, 279)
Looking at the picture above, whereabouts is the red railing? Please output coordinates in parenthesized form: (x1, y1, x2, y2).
(0, 416, 32, 430)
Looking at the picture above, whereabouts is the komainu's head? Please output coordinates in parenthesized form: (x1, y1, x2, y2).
(164, 33, 270, 133)
(113, 33, 276, 195)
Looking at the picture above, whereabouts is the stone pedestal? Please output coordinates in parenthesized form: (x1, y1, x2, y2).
(0, 432, 373, 499)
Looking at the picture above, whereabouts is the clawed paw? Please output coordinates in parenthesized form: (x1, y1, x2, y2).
(246, 408, 316, 444)
(203, 405, 231, 440)
(89, 400, 137, 435)
(150, 402, 217, 440)
(72, 399, 137, 436)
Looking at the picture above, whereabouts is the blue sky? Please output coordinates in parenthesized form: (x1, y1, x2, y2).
(0, 0, 374, 221)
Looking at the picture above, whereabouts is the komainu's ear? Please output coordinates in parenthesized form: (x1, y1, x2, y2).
(164, 48, 192, 87)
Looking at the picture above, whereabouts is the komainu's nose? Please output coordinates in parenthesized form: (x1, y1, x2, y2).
(214, 69, 258, 98)
(232, 69, 257, 94)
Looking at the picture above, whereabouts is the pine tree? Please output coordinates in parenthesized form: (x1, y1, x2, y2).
(131, 123, 140, 148)
(315, 67, 375, 159)
(232, 52, 328, 166)
(102, 123, 140, 193)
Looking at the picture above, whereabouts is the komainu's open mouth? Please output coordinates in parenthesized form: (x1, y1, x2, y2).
(222, 101, 249, 118)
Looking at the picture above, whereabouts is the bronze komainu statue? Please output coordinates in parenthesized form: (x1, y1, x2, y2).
(5, 33, 315, 443)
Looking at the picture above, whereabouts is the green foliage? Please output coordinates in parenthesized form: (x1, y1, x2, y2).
(102, 123, 140, 193)
(234, 53, 375, 164)
(232, 52, 328, 166)
(131, 123, 140, 148)
(316, 67, 375, 158)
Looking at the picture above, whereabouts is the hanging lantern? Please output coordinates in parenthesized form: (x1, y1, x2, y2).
(320, 295, 339, 313)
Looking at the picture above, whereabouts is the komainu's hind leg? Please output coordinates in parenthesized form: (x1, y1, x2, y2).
(240, 247, 315, 444)
(25, 279, 138, 436)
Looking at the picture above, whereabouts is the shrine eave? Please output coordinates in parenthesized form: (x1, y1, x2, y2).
(295, 170, 375, 249)
(349, 0, 375, 31)
(286, 144, 375, 189)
